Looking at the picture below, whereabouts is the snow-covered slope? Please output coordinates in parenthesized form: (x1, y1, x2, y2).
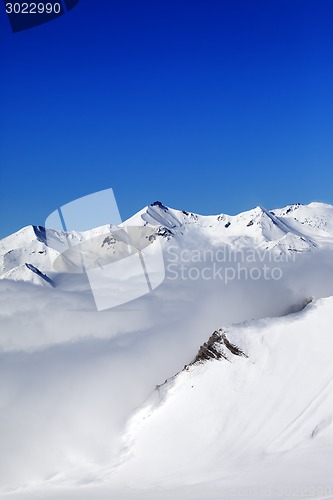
(112, 297, 333, 490)
(0, 225, 57, 283)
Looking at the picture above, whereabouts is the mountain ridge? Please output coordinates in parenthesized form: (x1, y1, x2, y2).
(1, 201, 333, 287)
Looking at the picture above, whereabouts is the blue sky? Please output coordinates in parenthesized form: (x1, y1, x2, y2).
(1, 0, 332, 237)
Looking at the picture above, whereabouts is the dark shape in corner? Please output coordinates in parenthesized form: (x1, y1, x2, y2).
(5, 0, 80, 33)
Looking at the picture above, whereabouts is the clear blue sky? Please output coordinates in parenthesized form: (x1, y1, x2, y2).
(1, 0, 332, 237)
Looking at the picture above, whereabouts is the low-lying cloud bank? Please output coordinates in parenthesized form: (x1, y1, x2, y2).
(1, 247, 333, 492)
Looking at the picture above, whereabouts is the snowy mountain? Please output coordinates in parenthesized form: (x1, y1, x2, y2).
(1, 201, 333, 499)
(111, 297, 333, 493)
(1, 201, 333, 287)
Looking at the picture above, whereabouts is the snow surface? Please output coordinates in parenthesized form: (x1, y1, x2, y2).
(1, 202, 333, 499)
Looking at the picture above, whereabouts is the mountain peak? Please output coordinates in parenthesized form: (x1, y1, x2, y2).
(150, 200, 169, 211)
